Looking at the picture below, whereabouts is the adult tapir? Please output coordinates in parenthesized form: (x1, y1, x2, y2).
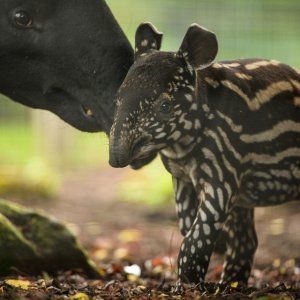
(0, 0, 133, 133)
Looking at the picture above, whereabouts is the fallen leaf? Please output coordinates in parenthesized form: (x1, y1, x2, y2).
(152, 256, 164, 267)
(93, 248, 108, 260)
(70, 292, 89, 300)
(124, 264, 141, 277)
(127, 274, 139, 282)
(273, 259, 281, 268)
(114, 247, 130, 260)
(5, 279, 31, 290)
(98, 267, 106, 277)
(118, 229, 141, 243)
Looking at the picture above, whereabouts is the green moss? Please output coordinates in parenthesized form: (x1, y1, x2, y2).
(0, 200, 99, 277)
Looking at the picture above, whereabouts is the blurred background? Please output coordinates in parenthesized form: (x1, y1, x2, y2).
(0, 0, 299, 271)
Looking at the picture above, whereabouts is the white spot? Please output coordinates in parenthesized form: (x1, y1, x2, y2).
(197, 240, 203, 248)
(141, 39, 148, 47)
(182, 198, 189, 211)
(177, 203, 182, 213)
(193, 230, 199, 239)
(214, 222, 222, 230)
(170, 131, 181, 140)
(185, 217, 191, 229)
(194, 119, 201, 129)
(179, 218, 184, 230)
(191, 245, 196, 254)
(203, 224, 211, 235)
(185, 94, 193, 102)
(186, 85, 195, 91)
(200, 209, 207, 222)
(205, 182, 215, 198)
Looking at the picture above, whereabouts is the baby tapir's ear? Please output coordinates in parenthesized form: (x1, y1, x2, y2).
(177, 24, 218, 70)
(135, 22, 163, 59)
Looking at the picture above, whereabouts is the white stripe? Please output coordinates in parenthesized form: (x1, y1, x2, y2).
(202, 148, 224, 181)
(290, 79, 300, 90)
(242, 147, 300, 164)
(217, 188, 224, 210)
(204, 129, 224, 152)
(217, 127, 242, 161)
(200, 163, 213, 178)
(254, 171, 272, 179)
(235, 72, 252, 80)
(205, 77, 220, 88)
(222, 153, 239, 184)
(222, 62, 241, 68)
(270, 169, 292, 179)
(245, 60, 280, 70)
(294, 97, 300, 106)
(205, 182, 215, 198)
(216, 111, 243, 133)
(205, 201, 220, 221)
(221, 80, 294, 110)
(240, 120, 300, 143)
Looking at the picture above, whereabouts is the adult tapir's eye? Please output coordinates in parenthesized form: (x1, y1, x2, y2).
(160, 101, 172, 114)
(14, 11, 33, 28)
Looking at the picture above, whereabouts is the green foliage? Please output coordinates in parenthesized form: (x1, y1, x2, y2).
(0, 158, 59, 200)
(108, 0, 300, 67)
(0, 123, 34, 166)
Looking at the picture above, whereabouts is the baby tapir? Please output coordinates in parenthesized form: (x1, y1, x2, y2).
(109, 22, 300, 284)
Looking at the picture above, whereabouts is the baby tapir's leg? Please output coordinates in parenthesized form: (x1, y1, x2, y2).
(177, 181, 231, 283)
(173, 178, 199, 236)
(221, 206, 257, 283)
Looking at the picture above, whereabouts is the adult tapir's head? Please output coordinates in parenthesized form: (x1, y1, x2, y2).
(0, 0, 133, 132)
(109, 22, 218, 168)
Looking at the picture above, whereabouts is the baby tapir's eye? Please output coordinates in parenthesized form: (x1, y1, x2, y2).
(160, 101, 173, 114)
(13, 11, 33, 28)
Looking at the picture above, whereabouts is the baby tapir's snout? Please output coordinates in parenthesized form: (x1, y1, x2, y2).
(109, 134, 131, 168)
(109, 124, 153, 168)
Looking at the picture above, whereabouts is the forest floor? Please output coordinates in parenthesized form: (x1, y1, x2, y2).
(1, 166, 300, 299)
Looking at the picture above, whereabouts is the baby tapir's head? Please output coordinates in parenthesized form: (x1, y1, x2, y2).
(109, 22, 218, 168)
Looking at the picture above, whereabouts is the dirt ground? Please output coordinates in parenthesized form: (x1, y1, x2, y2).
(2, 166, 300, 298)
(12, 166, 300, 273)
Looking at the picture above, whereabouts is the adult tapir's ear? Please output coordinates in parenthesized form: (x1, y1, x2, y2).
(135, 22, 163, 59)
(177, 24, 218, 70)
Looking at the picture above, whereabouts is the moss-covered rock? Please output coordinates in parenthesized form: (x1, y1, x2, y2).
(0, 199, 99, 277)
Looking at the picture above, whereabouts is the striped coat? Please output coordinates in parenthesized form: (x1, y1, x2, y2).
(109, 22, 300, 284)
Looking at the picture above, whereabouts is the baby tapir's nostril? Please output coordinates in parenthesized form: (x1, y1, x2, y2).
(109, 147, 130, 168)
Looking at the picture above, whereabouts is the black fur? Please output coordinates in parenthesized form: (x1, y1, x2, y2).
(0, 0, 133, 132)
